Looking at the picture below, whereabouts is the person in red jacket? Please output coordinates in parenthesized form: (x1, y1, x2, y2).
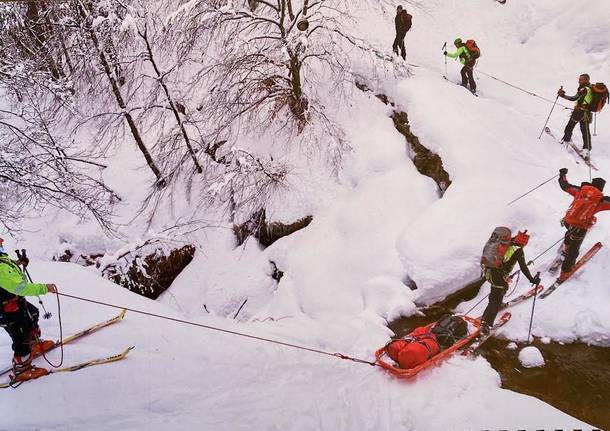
(557, 168, 610, 281)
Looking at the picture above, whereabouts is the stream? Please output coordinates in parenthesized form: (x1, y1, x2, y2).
(388, 285, 610, 430)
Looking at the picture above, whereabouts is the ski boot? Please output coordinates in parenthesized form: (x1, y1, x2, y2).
(30, 339, 56, 357)
(10, 354, 48, 382)
(29, 327, 55, 357)
(558, 270, 570, 284)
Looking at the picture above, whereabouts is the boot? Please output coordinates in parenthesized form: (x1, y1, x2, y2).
(12, 353, 32, 375)
(558, 270, 570, 283)
(480, 322, 491, 336)
(10, 354, 47, 382)
(29, 326, 55, 357)
(30, 339, 56, 357)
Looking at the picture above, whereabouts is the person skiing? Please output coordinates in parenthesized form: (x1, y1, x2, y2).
(558, 74, 593, 161)
(556, 168, 610, 281)
(0, 237, 57, 380)
(444, 38, 479, 94)
(392, 5, 412, 61)
(481, 230, 540, 334)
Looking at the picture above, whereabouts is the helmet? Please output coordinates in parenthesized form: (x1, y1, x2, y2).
(454, 38, 463, 46)
(592, 177, 606, 192)
(513, 230, 530, 247)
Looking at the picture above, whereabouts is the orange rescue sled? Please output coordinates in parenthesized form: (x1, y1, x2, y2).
(375, 315, 480, 378)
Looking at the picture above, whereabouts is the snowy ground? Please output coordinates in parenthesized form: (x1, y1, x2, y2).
(2, 0, 610, 429)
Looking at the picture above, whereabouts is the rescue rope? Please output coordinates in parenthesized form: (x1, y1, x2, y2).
(476, 69, 572, 110)
(56, 292, 379, 367)
(39, 292, 64, 368)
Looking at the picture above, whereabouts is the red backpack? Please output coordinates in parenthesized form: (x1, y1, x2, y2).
(401, 11, 412, 32)
(564, 185, 604, 229)
(385, 326, 440, 370)
(590, 83, 609, 113)
(465, 39, 481, 59)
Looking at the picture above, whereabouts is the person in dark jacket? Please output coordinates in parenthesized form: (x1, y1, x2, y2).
(556, 168, 610, 281)
(481, 230, 540, 333)
(558, 74, 593, 160)
(392, 5, 412, 61)
(0, 238, 57, 379)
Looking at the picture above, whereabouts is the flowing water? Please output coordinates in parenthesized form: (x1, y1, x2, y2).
(388, 286, 610, 430)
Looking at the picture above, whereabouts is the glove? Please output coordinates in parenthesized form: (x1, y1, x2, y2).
(531, 273, 541, 285)
(559, 167, 568, 176)
(443, 51, 447, 56)
(17, 256, 29, 267)
(557, 88, 565, 97)
(560, 218, 565, 227)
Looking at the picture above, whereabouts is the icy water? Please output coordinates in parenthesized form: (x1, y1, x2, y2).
(388, 288, 610, 430)
(480, 338, 610, 430)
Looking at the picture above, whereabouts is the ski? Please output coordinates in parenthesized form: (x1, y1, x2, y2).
(0, 346, 134, 389)
(540, 242, 602, 299)
(543, 127, 595, 168)
(564, 141, 598, 171)
(444, 76, 478, 96)
(0, 309, 127, 377)
(462, 312, 511, 356)
(501, 285, 544, 309)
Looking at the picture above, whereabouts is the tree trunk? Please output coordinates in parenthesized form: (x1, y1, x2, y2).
(78, 3, 165, 187)
(140, 28, 203, 174)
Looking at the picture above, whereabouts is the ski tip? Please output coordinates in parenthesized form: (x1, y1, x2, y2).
(118, 309, 128, 319)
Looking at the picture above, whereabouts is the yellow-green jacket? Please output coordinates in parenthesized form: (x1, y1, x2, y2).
(0, 255, 48, 298)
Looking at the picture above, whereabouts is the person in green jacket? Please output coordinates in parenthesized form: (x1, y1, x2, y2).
(0, 237, 57, 378)
(444, 38, 478, 94)
(558, 73, 593, 161)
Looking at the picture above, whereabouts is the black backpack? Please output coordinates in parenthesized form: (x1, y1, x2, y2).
(431, 314, 468, 349)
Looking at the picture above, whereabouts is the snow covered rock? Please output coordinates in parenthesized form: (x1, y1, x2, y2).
(518, 346, 545, 368)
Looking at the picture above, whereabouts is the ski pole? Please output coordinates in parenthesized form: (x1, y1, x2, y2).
(506, 174, 559, 206)
(16, 249, 52, 319)
(538, 93, 560, 139)
(442, 42, 447, 78)
(593, 112, 597, 136)
(526, 273, 540, 344)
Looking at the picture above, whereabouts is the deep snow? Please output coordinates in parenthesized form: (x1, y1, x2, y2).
(2, 0, 610, 430)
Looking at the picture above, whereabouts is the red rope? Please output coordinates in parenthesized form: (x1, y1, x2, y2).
(56, 292, 378, 367)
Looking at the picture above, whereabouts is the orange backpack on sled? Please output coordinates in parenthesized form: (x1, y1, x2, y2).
(376, 315, 479, 378)
(385, 326, 440, 369)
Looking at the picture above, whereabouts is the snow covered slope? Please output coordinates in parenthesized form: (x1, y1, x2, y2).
(1, 261, 590, 430)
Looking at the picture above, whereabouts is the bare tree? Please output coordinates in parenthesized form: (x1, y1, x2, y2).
(167, 0, 355, 162)
(0, 88, 119, 233)
(68, 0, 166, 187)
